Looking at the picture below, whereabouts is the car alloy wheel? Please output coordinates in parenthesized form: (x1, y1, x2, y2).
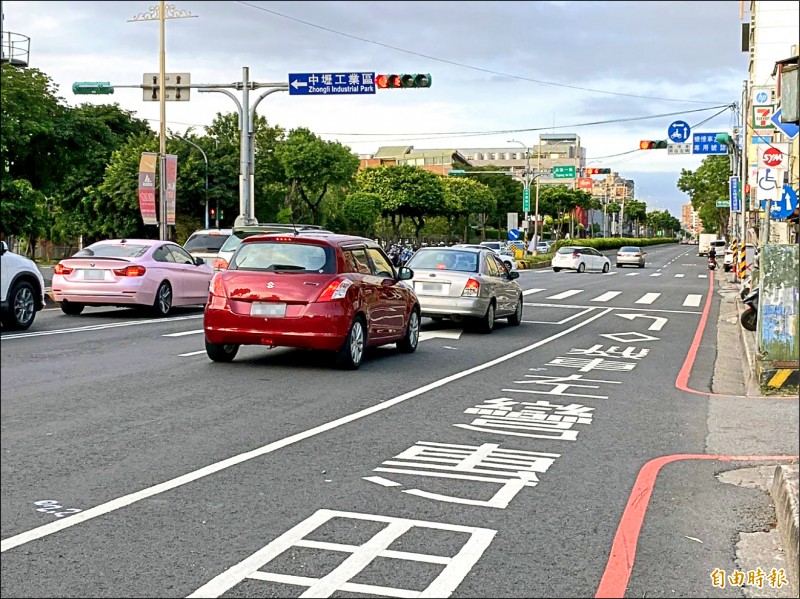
(577, 263, 586, 273)
(154, 282, 173, 316)
(602, 262, 610, 273)
(337, 316, 365, 369)
(508, 295, 523, 326)
(397, 309, 420, 353)
(8, 281, 36, 330)
(478, 302, 495, 334)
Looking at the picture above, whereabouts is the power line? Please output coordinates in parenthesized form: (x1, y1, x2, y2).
(234, 0, 728, 105)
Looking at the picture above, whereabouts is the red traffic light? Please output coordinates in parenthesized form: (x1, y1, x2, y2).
(375, 73, 431, 90)
(375, 74, 388, 89)
(640, 140, 668, 150)
(586, 168, 599, 176)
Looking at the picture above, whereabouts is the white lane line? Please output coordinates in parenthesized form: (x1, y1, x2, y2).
(179, 350, 207, 357)
(590, 291, 621, 302)
(546, 289, 583, 300)
(674, 274, 685, 278)
(164, 329, 204, 337)
(522, 288, 545, 296)
(625, 273, 639, 277)
(635, 293, 661, 305)
(1, 315, 203, 340)
(0, 307, 613, 553)
(683, 294, 702, 307)
(699, 274, 708, 279)
(649, 273, 662, 277)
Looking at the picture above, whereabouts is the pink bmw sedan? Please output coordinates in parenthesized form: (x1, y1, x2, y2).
(52, 239, 214, 316)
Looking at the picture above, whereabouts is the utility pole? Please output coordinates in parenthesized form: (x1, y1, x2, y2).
(128, 1, 197, 241)
(173, 134, 209, 228)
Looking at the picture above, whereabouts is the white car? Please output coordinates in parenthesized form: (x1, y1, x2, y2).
(551, 246, 611, 273)
(454, 244, 517, 270)
(1, 240, 46, 330)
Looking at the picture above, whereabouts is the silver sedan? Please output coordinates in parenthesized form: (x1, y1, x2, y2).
(404, 247, 523, 333)
(615, 246, 646, 268)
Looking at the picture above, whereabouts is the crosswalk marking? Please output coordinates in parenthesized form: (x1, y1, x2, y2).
(674, 274, 685, 278)
(635, 293, 661, 304)
(547, 289, 583, 300)
(699, 274, 707, 279)
(649, 273, 662, 277)
(522, 288, 545, 296)
(683, 294, 702, 307)
(625, 272, 639, 277)
(591, 291, 622, 302)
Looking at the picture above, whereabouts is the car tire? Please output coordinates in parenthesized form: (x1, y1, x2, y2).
(61, 301, 85, 316)
(577, 263, 585, 273)
(615, 263, 621, 268)
(639, 263, 645, 268)
(507, 295, 523, 326)
(337, 316, 366, 369)
(153, 281, 173, 316)
(553, 268, 561, 272)
(477, 301, 495, 334)
(3, 281, 36, 330)
(396, 308, 420, 353)
(602, 263, 610, 273)
(205, 338, 239, 362)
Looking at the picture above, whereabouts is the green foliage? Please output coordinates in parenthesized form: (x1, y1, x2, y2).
(677, 155, 730, 235)
(338, 192, 382, 236)
(275, 127, 359, 225)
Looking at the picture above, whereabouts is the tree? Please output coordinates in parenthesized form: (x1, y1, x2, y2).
(677, 155, 729, 235)
(338, 191, 382, 236)
(356, 165, 444, 240)
(274, 127, 359, 225)
(441, 177, 496, 241)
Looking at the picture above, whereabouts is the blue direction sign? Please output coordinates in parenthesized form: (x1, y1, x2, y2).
(508, 228, 521, 241)
(761, 185, 798, 219)
(692, 132, 728, 155)
(771, 108, 799, 140)
(288, 72, 376, 96)
(729, 176, 740, 212)
(668, 120, 691, 143)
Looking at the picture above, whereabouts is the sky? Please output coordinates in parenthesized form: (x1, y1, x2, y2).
(2, 1, 751, 218)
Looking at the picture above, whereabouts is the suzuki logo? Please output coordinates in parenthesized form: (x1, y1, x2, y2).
(267, 281, 275, 289)
(90, 263, 95, 267)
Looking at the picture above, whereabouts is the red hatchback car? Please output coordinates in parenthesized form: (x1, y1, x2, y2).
(203, 232, 421, 369)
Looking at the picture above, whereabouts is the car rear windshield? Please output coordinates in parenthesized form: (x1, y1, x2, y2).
(74, 244, 149, 258)
(619, 246, 640, 252)
(184, 233, 230, 252)
(230, 242, 335, 273)
(406, 249, 478, 273)
(557, 247, 580, 254)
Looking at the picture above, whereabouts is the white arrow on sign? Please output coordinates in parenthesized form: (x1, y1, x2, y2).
(617, 313, 668, 331)
(290, 80, 308, 90)
(418, 329, 463, 342)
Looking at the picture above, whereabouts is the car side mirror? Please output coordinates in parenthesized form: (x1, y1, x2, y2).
(398, 266, 414, 280)
(195, 257, 205, 266)
(0, 240, 7, 256)
(509, 270, 519, 280)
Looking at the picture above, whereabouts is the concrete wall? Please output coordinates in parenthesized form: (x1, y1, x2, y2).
(757, 243, 800, 391)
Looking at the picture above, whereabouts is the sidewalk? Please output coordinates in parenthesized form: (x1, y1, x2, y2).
(715, 268, 799, 595)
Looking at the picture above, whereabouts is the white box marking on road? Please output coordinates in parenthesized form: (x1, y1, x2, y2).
(547, 289, 583, 300)
(591, 292, 622, 302)
(674, 274, 685, 278)
(635, 293, 661, 305)
(522, 288, 545, 296)
(683, 294, 702, 307)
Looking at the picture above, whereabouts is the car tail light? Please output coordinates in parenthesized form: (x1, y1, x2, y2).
(633, 253, 641, 257)
(212, 257, 229, 270)
(317, 278, 353, 301)
(209, 273, 227, 298)
(113, 265, 146, 277)
(54, 263, 73, 275)
(572, 252, 581, 258)
(462, 278, 480, 297)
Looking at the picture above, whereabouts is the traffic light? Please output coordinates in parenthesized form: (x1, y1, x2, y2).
(209, 207, 216, 220)
(639, 140, 668, 150)
(375, 73, 432, 89)
(72, 81, 114, 95)
(585, 168, 611, 175)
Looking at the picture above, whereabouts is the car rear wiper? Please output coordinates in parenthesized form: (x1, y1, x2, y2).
(265, 264, 305, 271)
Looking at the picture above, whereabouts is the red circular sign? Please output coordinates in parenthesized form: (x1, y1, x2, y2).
(763, 147, 783, 167)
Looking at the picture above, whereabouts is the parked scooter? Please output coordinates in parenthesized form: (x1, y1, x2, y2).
(740, 286, 759, 331)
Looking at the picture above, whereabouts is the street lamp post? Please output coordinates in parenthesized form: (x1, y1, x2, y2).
(173, 134, 210, 228)
(508, 139, 532, 250)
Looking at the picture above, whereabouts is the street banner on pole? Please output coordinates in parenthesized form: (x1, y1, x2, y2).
(138, 152, 158, 225)
(165, 154, 178, 226)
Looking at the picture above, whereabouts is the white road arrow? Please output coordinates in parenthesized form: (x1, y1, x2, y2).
(616, 313, 668, 331)
(418, 329, 463, 342)
(290, 80, 308, 89)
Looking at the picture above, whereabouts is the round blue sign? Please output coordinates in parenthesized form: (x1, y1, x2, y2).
(756, 91, 769, 103)
(508, 228, 521, 241)
(667, 120, 691, 143)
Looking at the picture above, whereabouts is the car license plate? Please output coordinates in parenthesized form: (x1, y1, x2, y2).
(251, 302, 286, 317)
(83, 269, 105, 280)
(417, 282, 447, 295)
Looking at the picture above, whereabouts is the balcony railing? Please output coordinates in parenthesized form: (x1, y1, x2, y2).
(1, 30, 30, 67)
